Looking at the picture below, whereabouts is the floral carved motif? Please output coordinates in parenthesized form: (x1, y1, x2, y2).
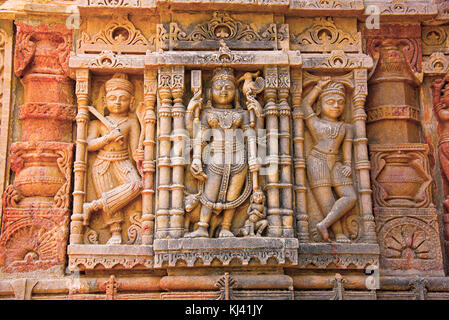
(292, 0, 363, 9)
(0, 208, 69, 273)
(88, 0, 141, 6)
(290, 17, 361, 53)
(169, 12, 284, 50)
(375, 212, 444, 272)
(378, 0, 435, 15)
(78, 15, 154, 54)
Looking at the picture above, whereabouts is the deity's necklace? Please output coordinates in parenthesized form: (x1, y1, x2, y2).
(322, 119, 344, 139)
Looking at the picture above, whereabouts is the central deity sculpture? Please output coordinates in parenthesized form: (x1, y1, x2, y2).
(184, 67, 261, 238)
(301, 77, 357, 243)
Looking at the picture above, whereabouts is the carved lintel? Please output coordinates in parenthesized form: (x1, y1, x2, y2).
(69, 51, 145, 70)
(302, 51, 373, 70)
(145, 49, 289, 67)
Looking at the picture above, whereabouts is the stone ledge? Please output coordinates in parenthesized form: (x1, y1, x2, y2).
(153, 237, 299, 267)
(68, 244, 154, 271)
(297, 243, 380, 269)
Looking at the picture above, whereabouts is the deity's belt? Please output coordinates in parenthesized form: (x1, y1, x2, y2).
(210, 141, 245, 153)
(310, 147, 341, 162)
(97, 150, 129, 161)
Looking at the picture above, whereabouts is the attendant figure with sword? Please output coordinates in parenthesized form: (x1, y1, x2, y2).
(83, 73, 143, 245)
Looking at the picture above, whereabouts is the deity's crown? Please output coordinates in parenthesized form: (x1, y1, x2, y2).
(105, 73, 134, 95)
(212, 67, 235, 83)
(322, 81, 345, 97)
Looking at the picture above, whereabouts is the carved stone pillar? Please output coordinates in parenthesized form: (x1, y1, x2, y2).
(366, 30, 444, 276)
(0, 23, 74, 275)
(70, 69, 90, 245)
(264, 65, 281, 237)
(291, 68, 309, 242)
(169, 66, 185, 238)
(155, 67, 173, 239)
(278, 66, 294, 238)
(142, 69, 157, 245)
(353, 69, 377, 243)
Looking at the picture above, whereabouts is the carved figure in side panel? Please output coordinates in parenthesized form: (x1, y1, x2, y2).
(83, 73, 143, 245)
(300, 78, 357, 243)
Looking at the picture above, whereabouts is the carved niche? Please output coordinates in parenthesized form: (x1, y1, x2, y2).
(290, 46, 379, 269)
(81, 74, 145, 246)
(150, 45, 300, 268)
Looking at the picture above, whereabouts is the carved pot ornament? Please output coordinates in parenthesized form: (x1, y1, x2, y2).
(374, 152, 430, 207)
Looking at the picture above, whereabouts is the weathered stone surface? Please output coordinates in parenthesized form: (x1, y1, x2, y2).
(0, 0, 449, 300)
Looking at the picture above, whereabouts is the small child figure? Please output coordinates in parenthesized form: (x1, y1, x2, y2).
(237, 189, 267, 237)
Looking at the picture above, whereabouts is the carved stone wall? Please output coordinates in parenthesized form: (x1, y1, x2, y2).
(1, 0, 449, 300)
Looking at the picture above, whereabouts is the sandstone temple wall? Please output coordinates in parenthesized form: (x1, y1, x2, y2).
(0, 0, 448, 300)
